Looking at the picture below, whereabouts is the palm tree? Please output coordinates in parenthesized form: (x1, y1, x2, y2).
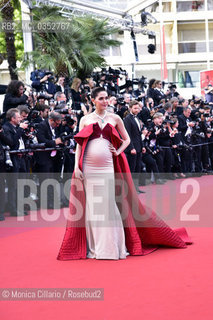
(22, 5, 121, 79)
(1, 0, 18, 79)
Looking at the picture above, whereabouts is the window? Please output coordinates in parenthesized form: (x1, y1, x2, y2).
(178, 24, 206, 53)
(177, 1, 205, 12)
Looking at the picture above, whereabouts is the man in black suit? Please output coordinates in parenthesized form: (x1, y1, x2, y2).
(0, 123, 12, 221)
(138, 97, 153, 126)
(178, 107, 195, 173)
(124, 100, 145, 192)
(124, 100, 143, 172)
(36, 112, 63, 209)
(36, 112, 62, 172)
(3, 108, 29, 216)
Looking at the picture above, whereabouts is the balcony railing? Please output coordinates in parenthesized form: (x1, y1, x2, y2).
(178, 41, 206, 53)
(177, 1, 205, 12)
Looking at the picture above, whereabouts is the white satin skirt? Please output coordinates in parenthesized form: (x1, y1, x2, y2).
(83, 137, 128, 259)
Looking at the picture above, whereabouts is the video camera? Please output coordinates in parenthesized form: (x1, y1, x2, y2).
(116, 95, 126, 106)
(30, 69, 54, 82)
(132, 76, 148, 90)
(92, 67, 127, 85)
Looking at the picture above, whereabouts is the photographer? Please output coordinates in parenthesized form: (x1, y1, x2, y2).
(54, 91, 67, 105)
(178, 107, 195, 173)
(206, 128, 213, 170)
(17, 105, 30, 121)
(141, 126, 165, 184)
(3, 80, 30, 113)
(0, 117, 13, 221)
(57, 115, 77, 173)
(205, 84, 213, 105)
(169, 118, 186, 178)
(3, 108, 29, 216)
(36, 112, 62, 173)
(199, 106, 213, 171)
(158, 102, 172, 116)
(31, 70, 56, 97)
(166, 84, 180, 99)
(117, 93, 131, 119)
(70, 78, 82, 111)
(138, 97, 153, 126)
(55, 76, 65, 94)
(149, 113, 173, 179)
(146, 78, 156, 101)
(33, 104, 50, 123)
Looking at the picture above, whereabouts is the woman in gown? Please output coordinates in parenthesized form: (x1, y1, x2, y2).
(57, 87, 191, 260)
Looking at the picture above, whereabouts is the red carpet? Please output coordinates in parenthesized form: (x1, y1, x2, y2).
(1, 176, 213, 320)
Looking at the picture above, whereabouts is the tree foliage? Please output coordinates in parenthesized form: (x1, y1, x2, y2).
(22, 5, 121, 79)
(0, 0, 24, 61)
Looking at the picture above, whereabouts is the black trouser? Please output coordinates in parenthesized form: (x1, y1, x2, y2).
(153, 151, 164, 173)
(201, 144, 210, 170)
(7, 156, 27, 214)
(35, 158, 62, 209)
(181, 148, 192, 173)
(161, 147, 173, 173)
(142, 153, 160, 180)
(126, 152, 142, 189)
(192, 145, 202, 172)
(126, 152, 142, 173)
(171, 149, 182, 173)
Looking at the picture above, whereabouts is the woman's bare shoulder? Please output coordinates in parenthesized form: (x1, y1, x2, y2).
(79, 113, 94, 127)
(110, 112, 123, 124)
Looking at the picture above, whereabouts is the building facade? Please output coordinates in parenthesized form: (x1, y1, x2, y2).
(104, 0, 213, 97)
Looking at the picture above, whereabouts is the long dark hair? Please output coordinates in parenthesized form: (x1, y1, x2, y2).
(6, 80, 24, 96)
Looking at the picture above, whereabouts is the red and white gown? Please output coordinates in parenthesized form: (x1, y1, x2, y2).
(57, 123, 192, 260)
(83, 123, 128, 259)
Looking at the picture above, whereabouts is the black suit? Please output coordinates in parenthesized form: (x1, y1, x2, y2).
(178, 114, 193, 173)
(178, 114, 191, 142)
(2, 122, 27, 215)
(153, 89, 166, 106)
(36, 119, 62, 208)
(36, 119, 59, 172)
(124, 113, 142, 173)
(138, 106, 151, 126)
(0, 129, 12, 217)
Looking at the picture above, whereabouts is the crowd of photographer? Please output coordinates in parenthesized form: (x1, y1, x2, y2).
(0, 67, 213, 220)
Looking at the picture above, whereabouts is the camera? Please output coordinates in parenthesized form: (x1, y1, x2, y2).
(60, 132, 74, 143)
(30, 69, 54, 82)
(206, 128, 213, 134)
(54, 108, 70, 115)
(63, 115, 76, 127)
(163, 115, 176, 126)
(116, 95, 126, 106)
